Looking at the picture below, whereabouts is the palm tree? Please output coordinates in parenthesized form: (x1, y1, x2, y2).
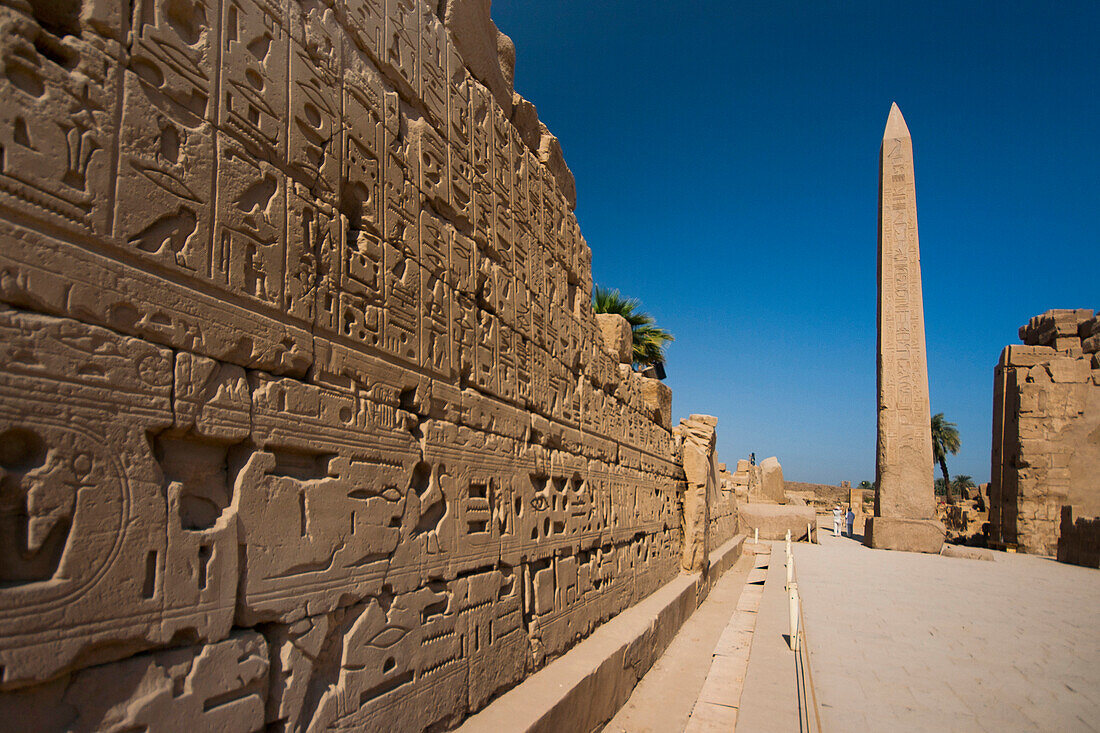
(592, 286, 674, 368)
(934, 477, 949, 496)
(858, 480, 873, 491)
(930, 413, 961, 503)
(952, 475, 975, 500)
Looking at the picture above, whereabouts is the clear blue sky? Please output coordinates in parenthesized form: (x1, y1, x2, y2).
(492, 1, 1099, 485)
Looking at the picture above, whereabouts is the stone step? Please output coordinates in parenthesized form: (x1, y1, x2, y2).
(457, 536, 747, 733)
(684, 545, 770, 732)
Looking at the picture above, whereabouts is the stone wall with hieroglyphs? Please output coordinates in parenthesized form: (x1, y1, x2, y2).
(990, 309, 1100, 557)
(0, 0, 695, 729)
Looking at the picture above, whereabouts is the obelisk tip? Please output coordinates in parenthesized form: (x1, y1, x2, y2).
(883, 102, 911, 141)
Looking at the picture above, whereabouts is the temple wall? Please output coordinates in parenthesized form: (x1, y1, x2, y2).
(0, 1, 698, 729)
(989, 309, 1100, 557)
(1057, 507, 1100, 569)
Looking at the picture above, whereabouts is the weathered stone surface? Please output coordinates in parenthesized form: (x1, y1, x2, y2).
(1019, 309, 1094, 348)
(990, 310, 1100, 557)
(0, 0, 699, 727)
(0, 632, 268, 732)
(729, 458, 759, 503)
(596, 313, 633, 364)
(849, 488, 866, 533)
(1057, 506, 1100, 568)
(874, 103, 935, 524)
(442, 0, 514, 115)
(537, 123, 578, 210)
(680, 415, 718, 574)
(511, 93, 543, 152)
(0, 308, 237, 686)
(638, 376, 673, 431)
(758, 456, 785, 503)
(864, 517, 945, 554)
(456, 537, 745, 733)
(737, 504, 817, 541)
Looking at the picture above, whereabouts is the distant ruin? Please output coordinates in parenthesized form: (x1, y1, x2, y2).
(0, 0, 737, 728)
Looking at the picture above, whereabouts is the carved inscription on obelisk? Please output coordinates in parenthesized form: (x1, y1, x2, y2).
(876, 103, 935, 519)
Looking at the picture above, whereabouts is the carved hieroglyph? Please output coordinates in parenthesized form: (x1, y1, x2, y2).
(0, 0, 693, 729)
(876, 103, 935, 520)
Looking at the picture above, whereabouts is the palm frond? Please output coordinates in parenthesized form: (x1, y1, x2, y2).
(592, 285, 675, 368)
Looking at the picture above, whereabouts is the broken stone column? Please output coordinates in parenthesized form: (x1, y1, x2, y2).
(758, 456, 786, 504)
(849, 488, 865, 534)
(866, 103, 945, 553)
(679, 415, 718, 574)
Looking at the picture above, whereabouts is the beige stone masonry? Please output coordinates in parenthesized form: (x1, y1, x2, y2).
(758, 455, 786, 504)
(0, 0, 690, 729)
(991, 308, 1100, 557)
(595, 312, 633, 364)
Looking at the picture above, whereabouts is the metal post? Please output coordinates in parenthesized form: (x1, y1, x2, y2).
(788, 581, 800, 651)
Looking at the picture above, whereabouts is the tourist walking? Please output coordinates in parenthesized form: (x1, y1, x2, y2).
(846, 507, 855, 537)
(832, 505, 843, 536)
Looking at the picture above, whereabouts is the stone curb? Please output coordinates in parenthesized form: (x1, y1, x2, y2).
(456, 535, 747, 733)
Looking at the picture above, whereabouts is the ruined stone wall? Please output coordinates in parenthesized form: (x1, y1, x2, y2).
(784, 481, 853, 507)
(1057, 506, 1100, 569)
(712, 462, 737, 544)
(0, 1, 687, 730)
(990, 309, 1100, 556)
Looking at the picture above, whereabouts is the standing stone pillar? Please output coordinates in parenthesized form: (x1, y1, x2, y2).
(679, 415, 718, 575)
(865, 103, 945, 553)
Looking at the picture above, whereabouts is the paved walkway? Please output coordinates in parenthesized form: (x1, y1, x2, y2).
(734, 542, 810, 732)
(794, 529, 1100, 732)
(684, 546, 770, 731)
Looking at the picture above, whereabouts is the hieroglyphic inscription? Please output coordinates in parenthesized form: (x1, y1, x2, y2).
(0, 0, 695, 729)
(876, 105, 935, 519)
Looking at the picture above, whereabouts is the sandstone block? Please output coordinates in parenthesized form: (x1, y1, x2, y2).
(1020, 309, 1094, 347)
(638, 376, 673, 431)
(537, 122, 578, 210)
(0, 632, 268, 732)
(758, 456, 786, 503)
(0, 0, 692, 727)
(679, 416, 718, 574)
(737, 504, 817, 541)
(1048, 357, 1092, 383)
(0, 309, 237, 687)
(596, 313, 633, 364)
(443, 0, 514, 114)
(511, 93, 542, 153)
(863, 517, 945, 553)
(1001, 344, 1059, 367)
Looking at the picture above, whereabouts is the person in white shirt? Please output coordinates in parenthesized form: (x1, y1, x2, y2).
(832, 505, 843, 536)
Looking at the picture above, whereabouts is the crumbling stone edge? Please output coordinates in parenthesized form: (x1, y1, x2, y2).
(455, 535, 747, 733)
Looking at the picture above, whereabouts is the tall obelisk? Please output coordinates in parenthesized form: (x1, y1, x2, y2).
(866, 103, 944, 553)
